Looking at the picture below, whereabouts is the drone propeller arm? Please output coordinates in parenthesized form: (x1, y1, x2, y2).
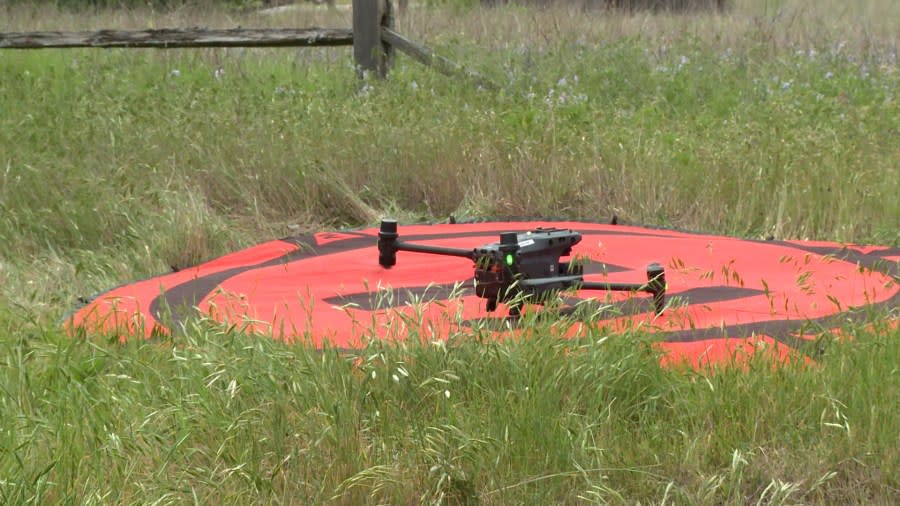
(394, 241, 476, 260)
(521, 275, 583, 288)
(579, 280, 648, 292)
(521, 266, 666, 315)
(579, 263, 666, 315)
(378, 219, 475, 267)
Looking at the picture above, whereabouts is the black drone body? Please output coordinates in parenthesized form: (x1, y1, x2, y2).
(377, 219, 666, 316)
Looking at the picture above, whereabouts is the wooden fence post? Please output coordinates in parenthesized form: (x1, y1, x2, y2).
(352, 0, 393, 78)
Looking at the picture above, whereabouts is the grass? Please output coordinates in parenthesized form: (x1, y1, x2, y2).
(0, 0, 898, 503)
(2, 318, 898, 503)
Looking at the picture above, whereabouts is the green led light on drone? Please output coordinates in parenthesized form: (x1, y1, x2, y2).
(505, 253, 515, 266)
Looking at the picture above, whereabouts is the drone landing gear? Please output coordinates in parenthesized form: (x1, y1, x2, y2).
(484, 298, 521, 318)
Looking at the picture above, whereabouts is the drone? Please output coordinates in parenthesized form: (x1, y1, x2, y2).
(377, 219, 666, 317)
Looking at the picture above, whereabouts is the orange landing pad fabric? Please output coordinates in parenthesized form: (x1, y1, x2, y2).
(68, 221, 898, 366)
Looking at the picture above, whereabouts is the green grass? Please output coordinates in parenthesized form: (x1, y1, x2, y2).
(1, 0, 898, 503)
(2, 318, 898, 503)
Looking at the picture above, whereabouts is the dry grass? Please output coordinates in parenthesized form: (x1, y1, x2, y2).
(4, 0, 899, 58)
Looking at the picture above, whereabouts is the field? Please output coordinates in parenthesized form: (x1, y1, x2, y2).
(1, 0, 898, 503)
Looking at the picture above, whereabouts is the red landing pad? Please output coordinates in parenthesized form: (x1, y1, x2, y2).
(69, 222, 898, 368)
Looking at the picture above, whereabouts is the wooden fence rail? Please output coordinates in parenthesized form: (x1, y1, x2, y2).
(0, 0, 489, 86)
(381, 27, 492, 89)
(0, 27, 353, 49)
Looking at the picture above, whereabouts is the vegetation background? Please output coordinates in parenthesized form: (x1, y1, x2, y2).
(0, 0, 897, 503)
